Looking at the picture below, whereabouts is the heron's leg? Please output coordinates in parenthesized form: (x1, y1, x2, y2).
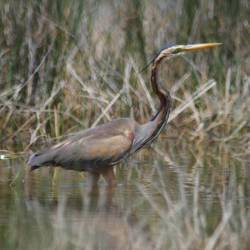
(88, 172, 100, 187)
(24, 167, 35, 199)
(79, 172, 86, 179)
(101, 167, 117, 187)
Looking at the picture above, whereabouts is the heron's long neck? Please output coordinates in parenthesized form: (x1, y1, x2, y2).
(131, 51, 172, 153)
(149, 54, 171, 135)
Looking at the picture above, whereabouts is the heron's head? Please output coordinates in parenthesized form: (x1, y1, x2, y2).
(150, 43, 221, 101)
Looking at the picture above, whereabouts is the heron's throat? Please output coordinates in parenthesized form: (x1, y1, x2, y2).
(130, 59, 171, 153)
(148, 50, 172, 139)
(150, 55, 172, 123)
(151, 92, 171, 134)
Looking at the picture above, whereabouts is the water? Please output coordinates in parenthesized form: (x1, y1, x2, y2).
(0, 144, 249, 250)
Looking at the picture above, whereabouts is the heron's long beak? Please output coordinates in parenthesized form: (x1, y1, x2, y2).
(181, 43, 222, 52)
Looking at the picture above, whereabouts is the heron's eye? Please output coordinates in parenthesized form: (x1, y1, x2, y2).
(173, 48, 182, 54)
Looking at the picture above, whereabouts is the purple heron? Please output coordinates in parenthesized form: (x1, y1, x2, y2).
(28, 43, 220, 186)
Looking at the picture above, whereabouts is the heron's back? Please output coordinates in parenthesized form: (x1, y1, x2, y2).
(28, 118, 137, 171)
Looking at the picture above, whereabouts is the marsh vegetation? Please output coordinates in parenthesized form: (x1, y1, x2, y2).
(0, 0, 249, 249)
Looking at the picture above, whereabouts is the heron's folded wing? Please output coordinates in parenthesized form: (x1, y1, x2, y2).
(53, 132, 134, 166)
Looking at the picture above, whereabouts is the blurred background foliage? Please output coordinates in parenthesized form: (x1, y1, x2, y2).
(0, 0, 249, 150)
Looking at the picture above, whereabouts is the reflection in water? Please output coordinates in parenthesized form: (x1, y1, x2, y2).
(0, 145, 249, 249)
(24, 169, 152, 250)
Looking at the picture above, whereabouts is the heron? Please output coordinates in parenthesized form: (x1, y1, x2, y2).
(28, 43, 220, 186)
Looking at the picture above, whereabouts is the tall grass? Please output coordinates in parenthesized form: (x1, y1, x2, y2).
(0, 0, 249, 152)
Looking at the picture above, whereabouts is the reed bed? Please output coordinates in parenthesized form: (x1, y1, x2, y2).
(0, 0, 249, 153)
(0, 1, 249, 249)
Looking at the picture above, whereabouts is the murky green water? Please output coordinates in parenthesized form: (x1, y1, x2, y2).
(0, 144, 249, 250)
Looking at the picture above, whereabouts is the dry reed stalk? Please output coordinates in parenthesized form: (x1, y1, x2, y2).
(171, 72, 191, 94)
(54, 105, 60, 139)
(224, 68, 232, 117)
(91, 87, 124, 127)
(67, 63, 111, 121)
(169, 79, 216, 122)
(131, 59, 156, 113)
(124, 62, 134, 118)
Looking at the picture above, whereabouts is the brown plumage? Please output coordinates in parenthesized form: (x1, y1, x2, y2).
(28, 43, 220, 186)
